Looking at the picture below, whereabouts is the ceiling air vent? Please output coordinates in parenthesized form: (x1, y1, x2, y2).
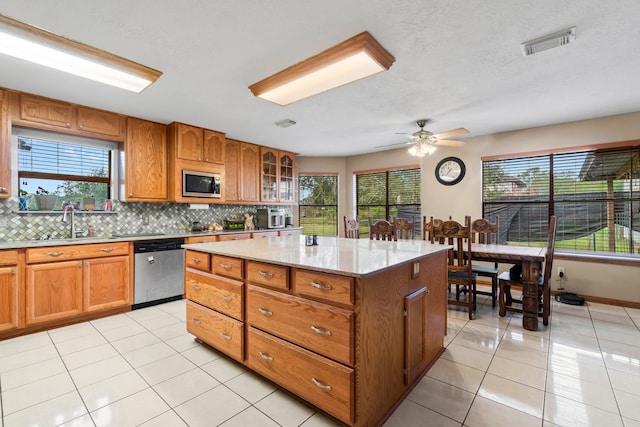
(521, 26, 576, 56)
(274, 119, 297, 128)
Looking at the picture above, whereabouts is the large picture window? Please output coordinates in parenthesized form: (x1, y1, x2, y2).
(483, 145, 640, 255)
(298, 174, 338, 236)
(356, 167, 421, 238)
(16, 128, 117, 211)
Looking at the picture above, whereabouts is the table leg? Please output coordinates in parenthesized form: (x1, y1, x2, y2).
(521, 261, 541, 331)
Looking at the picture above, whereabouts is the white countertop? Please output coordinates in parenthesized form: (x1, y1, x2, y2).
(183, 235, 450, 277)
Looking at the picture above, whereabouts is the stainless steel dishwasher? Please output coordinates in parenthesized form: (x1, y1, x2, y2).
(133, 238, 185, 309)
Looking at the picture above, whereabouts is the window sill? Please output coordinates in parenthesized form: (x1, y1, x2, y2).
(555, 250, 640, 267)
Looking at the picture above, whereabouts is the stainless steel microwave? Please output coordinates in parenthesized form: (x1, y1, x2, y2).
(182, 170, 221, 198)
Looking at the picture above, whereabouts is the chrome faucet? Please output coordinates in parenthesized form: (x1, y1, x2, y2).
(62, 204, 76, 239)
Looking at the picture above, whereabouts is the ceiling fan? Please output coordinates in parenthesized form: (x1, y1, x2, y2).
(376, 119, 469, 157)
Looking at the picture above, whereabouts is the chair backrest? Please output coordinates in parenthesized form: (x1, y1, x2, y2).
(423, 216, 443, 242)
(433, 216, 473, 274)
(471, 216, 499, 244)
(395, 217, 415, 240)
(369, 217, 396, 241)
(542, 215, 557, 286)
(344, 216, 360, 239)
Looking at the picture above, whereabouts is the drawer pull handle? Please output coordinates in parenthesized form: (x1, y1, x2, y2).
(258, 307, 273, 316)
(191, 285, 201, 291)
(220, 333, 232, 340)
(312, 378, 332, 390)
(101, 248, 114, 253)
(311, 281, 332, 290)
(258, 271, 274, 279)
(191, 318, 201, 325)
(46, 251, 65, 257)
(220, 263, 232, 269)
(10, 268, 16, 274)
(191, 258, 201, 263)
(220, 294, 232, 301)
(311, 325, 332, 336)
(259, 352, 273, 361)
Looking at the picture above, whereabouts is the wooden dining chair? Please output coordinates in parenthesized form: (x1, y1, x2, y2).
(394, 217, 415, 240)
(344, 216, 360, 239)
(432, 216, 477, 320)
(422, 216, 443, 243)
(368, 217, 396, 241)
(498, 215, 557, 326)
(471, 217, 500, 308)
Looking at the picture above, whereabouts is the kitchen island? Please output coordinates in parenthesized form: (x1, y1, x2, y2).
(182, 235, 449, 426)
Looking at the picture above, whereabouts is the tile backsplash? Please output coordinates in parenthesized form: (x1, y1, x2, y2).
(0, 197, 293, 241)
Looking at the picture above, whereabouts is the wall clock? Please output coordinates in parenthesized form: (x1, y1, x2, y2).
(435, 157, 465, 185)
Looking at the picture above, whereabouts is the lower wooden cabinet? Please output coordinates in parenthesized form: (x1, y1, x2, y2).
(0, 250, 19, 332)
(186, 300, 243, 362)
(83, 255, 130, 312)
(26, 260, 83, 325)
(247, 326, 354, 424)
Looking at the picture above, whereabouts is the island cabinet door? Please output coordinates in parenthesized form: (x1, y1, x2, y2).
(26, 261, 83, 325)
(247, 326, 354, 425)
(404, 287, 429, 385)
(246, 285, 354, 366)
(186, 300, 243, 362)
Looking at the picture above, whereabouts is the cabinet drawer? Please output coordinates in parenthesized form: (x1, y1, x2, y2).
(247, 285, 353, 366)
(251, 231, 279, 239)
(185, 235, 218, 244)
(279, 229, 301, 237)
(292, 269, 354, 307)
(0, 250, 18, 266)
(247, 327, 353, 425)
(185, 269, 243, 320)
(185, 250, 210, 271)
(212, 255, 243, 280)
(26, 242, 128, 263)
(217, 233, 251, 242)
(186, 301, 243, 362)
(247, 261, 288, 290)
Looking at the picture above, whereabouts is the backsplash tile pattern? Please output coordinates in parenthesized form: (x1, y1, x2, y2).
(0, 197, 292, 242)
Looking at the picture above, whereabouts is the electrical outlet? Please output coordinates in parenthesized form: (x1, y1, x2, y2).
(142, 214, 149, 225)
(557, 267, 565, 277)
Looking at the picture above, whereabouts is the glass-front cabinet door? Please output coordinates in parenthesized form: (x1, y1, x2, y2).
(279, 152, 294, 202)
(261, 148, 278, 202)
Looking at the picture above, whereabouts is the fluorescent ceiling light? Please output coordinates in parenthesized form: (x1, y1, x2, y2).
(0, 14, 162, 93)
(249, 31, 394, 106)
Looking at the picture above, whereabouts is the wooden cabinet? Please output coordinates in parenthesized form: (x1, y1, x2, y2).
(171, 123, 224, 164)
(25, 242, 130, 326)
(83, 255, 130, 312)
(217, 232, 251, 242)
(185, 235, 218, 244)
(404, 287, 429, 384)
(13, 92, 125, 141)
(240, 142, 260, 202)
(124, 117, 168, 201)
(261, 148, 295, 203)
(0, 89, 9, 198)
(224, 138, 261, 203)
(0, 250, 19, 332)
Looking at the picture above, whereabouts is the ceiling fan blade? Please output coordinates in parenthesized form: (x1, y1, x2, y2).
(374, 141, 413, 149)
(434, 139, 466, 147)
(433, 128, 469, 140)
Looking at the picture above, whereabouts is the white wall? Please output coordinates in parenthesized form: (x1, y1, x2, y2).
(297, 111, 640, 304)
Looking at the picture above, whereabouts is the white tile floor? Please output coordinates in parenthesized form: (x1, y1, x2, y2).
(1, 292, 639, 427)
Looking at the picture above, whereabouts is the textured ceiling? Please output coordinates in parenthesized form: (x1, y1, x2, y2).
(1, 0, 639, 156)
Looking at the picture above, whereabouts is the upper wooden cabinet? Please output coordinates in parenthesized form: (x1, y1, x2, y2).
(0, 89, 10, 198)
(224, 139, 259, 203)
(261, 148, 295, 203)
(170, 122, 225, 165)
(123, 117, 168, 201)
(12, 92, 125, 141)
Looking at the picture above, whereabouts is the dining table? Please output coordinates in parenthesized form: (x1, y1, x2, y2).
(469, 243, 547, 331)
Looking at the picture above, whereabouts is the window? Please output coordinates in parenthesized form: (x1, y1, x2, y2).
(16, 128, 117, 211)
(356, 167, 421, 238)
(483, 146, 640, 254)
(298, 174, 338, 236)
